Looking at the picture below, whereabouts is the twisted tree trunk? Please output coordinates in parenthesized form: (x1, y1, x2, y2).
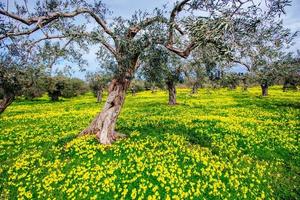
(167, 80, 176, 105)
(80, 78, 130, 144)
(0, 93, 14, 114)
(261, 83, 268, 96)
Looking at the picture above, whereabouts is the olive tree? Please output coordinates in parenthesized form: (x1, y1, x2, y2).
(0, 0, 290, 143)
(141, 46, 183, 105)
(231, 18, 296, 96)
(46, 75, 88, 101)
(86, 72, 110, 102)
(0, 37, 45, 113)
(280, 51, 300, 91)
(183, 44, 229, 94)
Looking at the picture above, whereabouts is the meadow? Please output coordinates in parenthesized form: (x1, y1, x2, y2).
(0, 86, 299, 199)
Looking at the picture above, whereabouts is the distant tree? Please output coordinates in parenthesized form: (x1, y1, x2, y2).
(63, 77, 88, 98)
(0, 0, 289, 143)
(0, 37, 46, 113)
(46, 76, 88, 101)
(231, 20, 296, 96)
(141, 46, 183, 105)
(184, 45, 228, 94)
(130, 79, 145, 94)
(239, 73, 252, 91)
(86, 72, 110, 103)
(0, 65, 24, 113)
(280, 51, 300, 91)
(221, 73, 240, 90)
(23, 68, 47, 100)
(183, 63, 206, 94)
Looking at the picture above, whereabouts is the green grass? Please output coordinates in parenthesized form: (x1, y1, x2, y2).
(0, 86, 299, 199)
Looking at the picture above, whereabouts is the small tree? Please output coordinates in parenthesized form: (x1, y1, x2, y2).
(221, 73, 240, 90)
(280, 51, 300, 91)
(46, 76, 88, 101)
(141, 46, 183, 105)
(0, 37, 46, 113)
(86, 72, 110, 103)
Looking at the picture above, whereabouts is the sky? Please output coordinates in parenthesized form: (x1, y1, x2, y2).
(2, 0, 300, 78)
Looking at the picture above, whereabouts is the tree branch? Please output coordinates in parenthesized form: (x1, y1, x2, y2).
(126, 15, 184, 39)
(27, 35, 67, 49)
(99, 40, 117, 58)
(165, 42, 197, 58)
(48, 39, 74, 69)
(232, 60, 251, 71)
(0, 8, 115, 40)
(168, 0, 191, 45)
(126, 16, 168, 38)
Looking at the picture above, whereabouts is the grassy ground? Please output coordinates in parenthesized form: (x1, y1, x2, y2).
(0, 86, 299, 199)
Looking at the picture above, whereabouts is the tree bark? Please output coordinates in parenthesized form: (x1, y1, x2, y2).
(167, 81, 176, 105)
(96, 89, 103, 103)
(80, 78, 130, 144)
(261, 83, 268, 96)
(0, 94, 14, 114)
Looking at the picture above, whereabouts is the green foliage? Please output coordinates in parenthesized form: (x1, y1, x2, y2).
(46, 76, 88, 101)
(130, 79, 146, 93)
(0, 86, 299, 199)
(86, 72, 110, 97)
(220, 73, 241, 89)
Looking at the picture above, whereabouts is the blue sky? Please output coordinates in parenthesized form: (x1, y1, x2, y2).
(3, 0, 300, 78)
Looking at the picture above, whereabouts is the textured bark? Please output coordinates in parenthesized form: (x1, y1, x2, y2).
(0, 94, 14, 114)
(80, 78, 130, 144)
(96, 89, 103, 103)
(167, 81, 176, 105)
(261, 83, 269, 96)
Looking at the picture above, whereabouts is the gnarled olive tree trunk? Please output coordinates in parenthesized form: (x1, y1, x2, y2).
(261, 83, 269, 96)
(167, 80, 176, 105)
(0, 93, 14, 114)
(80, 78, 130, 144)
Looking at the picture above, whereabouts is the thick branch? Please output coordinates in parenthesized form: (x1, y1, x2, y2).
(99, 40, 117, 58)
(168, 0, 191, 45)
(0, 8, 115, 40)
(127, 16, 168, 38)
(232, 60, 251, 71)
(0, 9, 32, 25)
(126, 15, 184, 39)
(165, 42, 196, 58)
(28, 35, 66, 49)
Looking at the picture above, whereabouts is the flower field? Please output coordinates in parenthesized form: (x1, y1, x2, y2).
(0, 86, 299, 199)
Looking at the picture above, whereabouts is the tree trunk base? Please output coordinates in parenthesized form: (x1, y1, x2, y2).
(0, 94, 14, 114)
(167, 81, 177, 106)
(79, 78, 130, 144)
